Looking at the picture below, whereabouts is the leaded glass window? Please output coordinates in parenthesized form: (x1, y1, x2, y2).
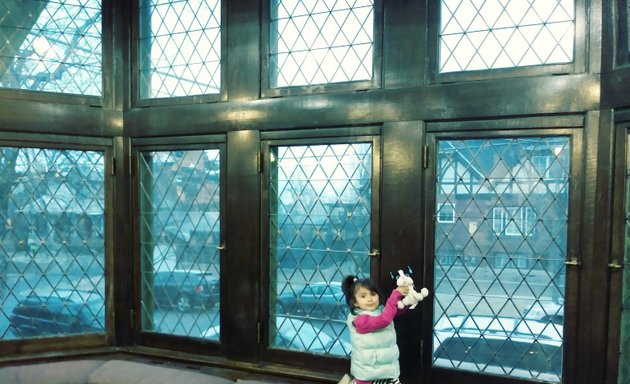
(138, 0, 222, 99)
(269, 0, 374, 88)
(0, 147, 105, 339)
(432, 137, 569, 382)
(0, 0, 102, 95)
(618, 133, 630, 384)
(138, 149, 221, 340)
(439, 0, 575, 73)
(268, 142, 373, 356)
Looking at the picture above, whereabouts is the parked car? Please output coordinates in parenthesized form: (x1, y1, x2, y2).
(524, 300, 564, 325)
(156, 209, 220, 260)
(150, 270, 219, 312)
(276, 282, 348, 320)
(9, 289, 104, 338)
(203, 317, 351, 356)
(433, 315, 563, 381)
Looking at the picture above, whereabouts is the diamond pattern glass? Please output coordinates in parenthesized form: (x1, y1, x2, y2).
(619, 133, 630, 384)
(269, 0, 374, 88)
(0, 147, 105, 339)
(0, 0, 102, 95)
(269, 143, 372, 356)
(439, 0, 575, 73)
(138, 0, 222, 99)
(432, 137, 569, 382)
(139, 149, 221, 340)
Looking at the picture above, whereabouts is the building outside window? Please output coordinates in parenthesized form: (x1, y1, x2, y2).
(493, 206, 536, 236)
(437, 203, 456, 223)
(0, 146, 106, 340)
(433, 136, 569, 382)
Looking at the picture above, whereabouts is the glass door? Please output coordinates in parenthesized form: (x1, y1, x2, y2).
(137, 147, 223, 340)
(263, 136, 380, 363)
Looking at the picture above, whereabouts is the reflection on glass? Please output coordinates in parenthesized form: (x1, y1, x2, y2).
(432, 137, 569, 382)
(138, 149, 221, 340)
(0, 147, 105, 339)
(268, 142, 372, 356)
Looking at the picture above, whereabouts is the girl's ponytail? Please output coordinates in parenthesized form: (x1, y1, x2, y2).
(342, 275, 358, 310)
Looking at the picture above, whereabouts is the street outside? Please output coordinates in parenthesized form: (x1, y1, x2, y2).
(434, 265, 565, 319)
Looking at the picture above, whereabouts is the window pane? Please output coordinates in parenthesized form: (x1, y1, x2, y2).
(433, 137, 569, 382)
(139, 149, 221, 340)
(619, 133, 630, 383)
(269, 143, 372, 356)
(439, 0, 575, 73)
(269, 0, 374, 88)
(138, 0, 222, 99)
(0, 0, 102, 95)
(492, 207, 505, 234)
(0, 147, 105, 339)
(437, 203, 455, 223)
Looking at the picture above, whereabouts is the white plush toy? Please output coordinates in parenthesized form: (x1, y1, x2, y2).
(396, 269, 429, 309)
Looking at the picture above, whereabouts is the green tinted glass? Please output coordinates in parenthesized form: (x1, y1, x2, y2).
(0, 147, 105, 339)
(138, 149, 221, 340)
(268, 142, 372, 356)
(433, 137, 569, 382)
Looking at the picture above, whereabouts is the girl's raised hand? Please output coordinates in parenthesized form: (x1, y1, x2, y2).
(396, 286, 410, 296)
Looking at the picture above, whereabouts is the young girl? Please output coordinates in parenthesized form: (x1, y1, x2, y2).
(341, 275, 410, 384)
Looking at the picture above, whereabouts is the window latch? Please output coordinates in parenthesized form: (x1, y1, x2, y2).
(608, 262, 622, 270)
(565, 259, 580, 267)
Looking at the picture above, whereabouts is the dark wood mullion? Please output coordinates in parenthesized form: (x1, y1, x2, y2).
(381, 0, 425, 89)
(106, 0, 132, 348)
(575, 110, 616, 384)
(225, 0, 261, 101)
(380, 121, 425, 381)
(617, 1, 630, 66)
(111, 137, 133, 346)
(223, 130, 261, 362)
